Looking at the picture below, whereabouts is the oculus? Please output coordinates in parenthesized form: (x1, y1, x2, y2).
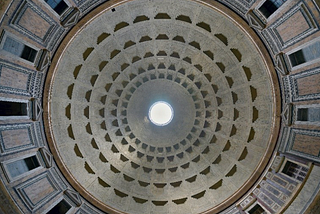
(148, 101, 174, 126)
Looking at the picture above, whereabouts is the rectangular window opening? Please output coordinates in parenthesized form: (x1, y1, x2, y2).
(282, 160, 308, 181)
(45, 0, 68, 15)
(0, 101, 28, 117)
(289, 50, 306, 67)
(258, 0, 287, 18)
(2, 37, 37, 62)
(297, 108, 309, 121)
(289, 41, 320, 67)
(47, 199, 71, 214)
(248, 204, 267, 214)
(6, 156, 40, 178)
(21, 46, 37, 62)
(297, 107, 320, 122)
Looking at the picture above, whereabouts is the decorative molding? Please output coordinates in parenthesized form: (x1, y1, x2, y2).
(275, 53, 290, 76)
(35, 49, 51, 72)
(48, 167, 68, 190)
(271, 156, 285, 173)
(78, 0, 102, 14)
(217, 0, 254, 17)
(282, 103, 293, 126)
(282, 76, 292, 104)
(239, 195, 255, 210)
(76, 203, 102, 214)
(47, 27, 66, 51)
(220, 205, 241, 214)
(314, 0, 320, 12)
(34, 121, 46, 149)
(246, 9, 266, 31)
(278, 127, 290, 153)
(261, 29, 280, 55)
(31, 98, 42, 121)
(65, 189, 82, 206)
(60, 7, 80, 28)
(39, 147, 53, 168)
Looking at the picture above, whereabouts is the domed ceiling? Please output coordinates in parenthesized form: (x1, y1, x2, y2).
(45, 0, 280, 213)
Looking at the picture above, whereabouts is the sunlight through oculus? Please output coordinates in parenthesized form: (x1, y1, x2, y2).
(149, 101, 174, 126)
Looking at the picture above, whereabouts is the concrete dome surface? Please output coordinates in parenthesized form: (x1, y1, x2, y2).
(47, 1, 279, 213)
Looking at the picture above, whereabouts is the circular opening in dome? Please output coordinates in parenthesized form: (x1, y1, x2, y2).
(149, 101, 174, 126)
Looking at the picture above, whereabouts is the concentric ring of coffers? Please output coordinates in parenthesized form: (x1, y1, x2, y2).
(47, 0, 279, 213)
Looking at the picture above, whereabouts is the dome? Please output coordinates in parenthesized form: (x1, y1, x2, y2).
(47, 1, 279, 213)
(0, 0, 320, 214)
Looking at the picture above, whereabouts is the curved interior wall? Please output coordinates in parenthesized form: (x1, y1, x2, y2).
(0, 0, 320, 214)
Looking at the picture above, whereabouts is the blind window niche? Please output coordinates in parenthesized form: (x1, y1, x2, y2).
(289, 41, 320, 67)
(45, 0, 68, 15)
(258, 0, 287, 18)
(6, 155, 40, 179)
(2, 36, 37, 63)
(47, 199, 71, 214)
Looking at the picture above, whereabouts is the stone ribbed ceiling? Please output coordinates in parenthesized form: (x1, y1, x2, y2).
(47, 0, 279, 213)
